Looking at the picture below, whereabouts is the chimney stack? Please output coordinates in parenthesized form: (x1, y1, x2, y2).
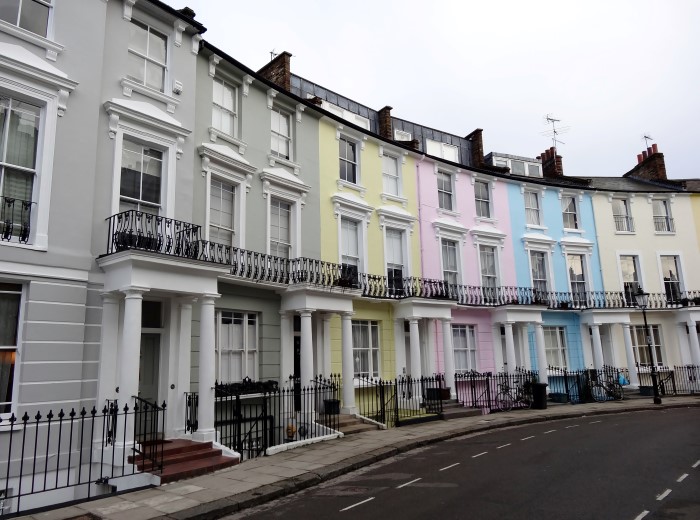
(378, 106, 393, 140)
(536, 146, 564, 177)
(623, 144, 667, 181)
(257, 51, 292, 92)
(465, 128, 485, 168)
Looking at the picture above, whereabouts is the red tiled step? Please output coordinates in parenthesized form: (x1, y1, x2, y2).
(158, 454, 239, 484)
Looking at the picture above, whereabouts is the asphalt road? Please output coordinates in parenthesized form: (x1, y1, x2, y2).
(227, 408, 700, 520)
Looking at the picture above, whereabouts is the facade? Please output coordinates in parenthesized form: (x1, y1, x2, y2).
(1, 0, 699, 515)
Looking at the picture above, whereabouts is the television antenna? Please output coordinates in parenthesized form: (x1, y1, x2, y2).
(269, 49, 278, 61)
(642, 133, 654, 148)
(541, 114, 570, 152)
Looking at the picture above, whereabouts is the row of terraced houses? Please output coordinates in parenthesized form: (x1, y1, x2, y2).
(1, 0, 700, 515)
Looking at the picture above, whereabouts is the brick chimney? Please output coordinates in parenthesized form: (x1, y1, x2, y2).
(465, 128, 484, 168)
(378, 106, 393, 139)
(257, 51, 292, 92)
(624, 143, 667, 181)
(536, 147, 564, 178)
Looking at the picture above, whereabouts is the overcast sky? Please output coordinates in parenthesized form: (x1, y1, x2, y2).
(170, 0, 699, 179)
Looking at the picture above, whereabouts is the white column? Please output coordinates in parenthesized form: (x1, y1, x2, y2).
(521, 325, 532, 371)
(687, 319, 700, 366)
(322, 314, 332, 377)
(409, 318, 422, 378)
(194, 294, 218, 442)
(676, 323, 692, 366)
(504, 322, 517, 374)
(279, 312, 292, 383)
(394, 319, 406, 377)
(340, 312, 356, 413)
(299, 310, 314, 386)
(117, 287, 146, 447)
(534, 323, 549, 385)
(622, 324, 639, 386)
(172, 298, 193, 436)
(590, 324, 604, 369)
(492, 324, 504, 371)
(442, 319, 456, 399)
(97, 293, 120, 409)
(426, 319, 436, 375)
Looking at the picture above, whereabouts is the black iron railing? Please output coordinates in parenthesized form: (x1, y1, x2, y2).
(186, 377, 339, 461)
(0, 401, 165, 517)
(1, 196, 34, 244)
(454, 369, 538, 412)
(103, 210, 700, 310)
(635, 364, 700, 396)
(184, 393, 198, 434)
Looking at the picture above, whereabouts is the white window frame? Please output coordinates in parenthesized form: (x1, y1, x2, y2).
(127, 18, 169, 94)
(394, 129, 412, 141)
(0, 282, 23, 419)
(452, 324, 477, 372)
(261, 167, 309, 259)
(381, 153, 401, 198)
(437, 170, 455, 212)
(652, 197, 675, 234)
(268, 196, 292, 259)
(561, 194, 579, 230)
(657, 253, 684, 302)
(338, 134, 361, 185)
(211, 76, 238, 139)
(215, 310, 258, 383)
(478, 243, 499, 289)
(544, 326, 568, 369)
(333, 194, 372, 271)
(631, 324, 665, 367)
(618, 254, 641, 304)
(208, 178, 236, 246)
(523, 235, 556, 298)
(340, 216, 362, 270)
(118, 137, 164, 214)
(106, 100, 190, 219)
(200, 143, 256, 249)
(524, 190, 542, 227)
(611, 197, 635, 233)
(0, 56, 76, 249)
(566, 253, 588, 302)
(270, 105, 292, 160)
(426, 138, 459, 162)
(352, 320, 380, 378)
(473, 179, 493, 220)
(529, 250, 549, 294)
(0, 0, 62, 62)
(441, 238, 461, 286)
(384, 227, 407, 293)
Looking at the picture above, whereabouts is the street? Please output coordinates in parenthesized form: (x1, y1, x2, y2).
(227, 408, 700, 520)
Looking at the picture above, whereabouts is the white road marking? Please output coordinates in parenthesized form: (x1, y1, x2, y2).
(633, 511, 649, 520)
(693, 460, 700, 468)
(589, 420, 602, 424)
(439, 463, 460, 471)
(472, 452, 487, 458)
(521, 436, 535, 441)
(397, 478, 421, 489)
(657, 489, 672, 501)
(677, 473, 688, 482)
(544, 429, 556, 434)
(496, 443, 511, 449)
(340, 497, 374, 511)
(565, 425, 579, 429)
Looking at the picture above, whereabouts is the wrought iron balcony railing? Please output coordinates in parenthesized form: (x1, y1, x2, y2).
(653, 216, 675, 233)
(1, 196, 34, 244)
(103, 211, 699, 311)
(613, 214, 635, 232)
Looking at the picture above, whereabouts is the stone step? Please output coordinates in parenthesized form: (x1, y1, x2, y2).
(158, 455, 239, 484)
(441, 407, 483, 420)
(338, 423, 379, 435)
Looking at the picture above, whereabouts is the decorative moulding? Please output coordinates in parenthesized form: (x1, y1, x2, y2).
(208, 127, 247, 154)
(191, 34, 202, 55)
(120, 77, 180, 113)
(295, 103, 305, 123)
(242, 75, 253, 96)
(267, 88, 277, 109)
(0, 19, 64, 61)
(208, 55, 221, 77)
(267, 154, 300, 176)
(173, 20, 187, 47)
(123, 0, 136, 21)
(336, 179, 367, 197)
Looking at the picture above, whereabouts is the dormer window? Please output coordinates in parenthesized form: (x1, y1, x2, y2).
(511, 160, 526, 176)
(0, 0, 51, 37)
(128, 20, 167, 92)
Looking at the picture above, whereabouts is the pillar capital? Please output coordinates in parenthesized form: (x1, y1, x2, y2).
(100, 291, 121, 304)
(199, 293, 220, 304)
(441, 317, 452, 324)
(341, 311, 354, 319)
(408, 317, 420, 324)
(120, 286, 149, 298)
(298, 308, 315, 317)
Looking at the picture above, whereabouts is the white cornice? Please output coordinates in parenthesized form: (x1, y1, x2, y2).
(120, 77, 180, 113)
(0, 19, 64, 61)
(0, 42, 77, 93)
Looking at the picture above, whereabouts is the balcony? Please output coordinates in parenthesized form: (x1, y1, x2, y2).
(102, 211, 697, 311)
(613, 215, 635, 232)
(654, 216, 675, 233)
(1, 196, 34, 244)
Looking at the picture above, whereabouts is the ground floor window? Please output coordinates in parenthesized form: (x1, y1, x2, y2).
(544, 326, 567, 369)
(0, 283, 21, 414)
(452, 324, 477, 372)
(352, 320, 380, 378)
(631, 324, 664, 366)
(216, 310, 258, 382)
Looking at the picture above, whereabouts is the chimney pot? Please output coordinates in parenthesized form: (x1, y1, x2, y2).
(642, 150, 648, 160)
(651, 143, 658, 154)
(647, 146, 653, 156)
(637, 153, 643, 164)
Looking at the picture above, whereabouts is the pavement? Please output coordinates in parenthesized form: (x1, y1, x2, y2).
(22, 394, 700, 520)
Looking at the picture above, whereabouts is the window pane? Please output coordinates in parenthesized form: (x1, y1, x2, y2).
(0, 292, 21, 345)
(527, 164, 540, 176)
(148, 27, 167, 63)
(19, 0, 49, 37)
(145, 61, 165, 91)
(0, 350, 16, 413)
(3, 168, 34, 201)
(0, 1, 19, 25)
(127, 52, 146, 84)
(6, 101, 40, 169)
(129, 20, 149, 55)
(511, 160, 525, 175)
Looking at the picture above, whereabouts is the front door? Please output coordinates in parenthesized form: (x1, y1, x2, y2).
(138, 333, 161, 405)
